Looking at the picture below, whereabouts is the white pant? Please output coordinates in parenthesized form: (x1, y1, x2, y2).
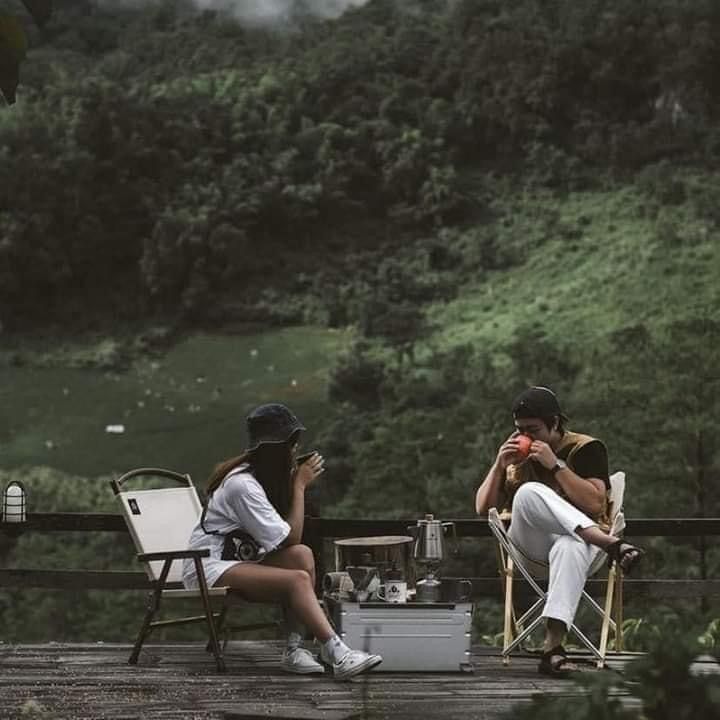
(508, 482, 601, 629)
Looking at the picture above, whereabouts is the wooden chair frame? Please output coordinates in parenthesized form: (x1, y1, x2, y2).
(110, 467, 280, 672)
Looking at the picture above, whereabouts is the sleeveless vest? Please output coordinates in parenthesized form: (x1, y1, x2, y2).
(504, 431, 611, 529)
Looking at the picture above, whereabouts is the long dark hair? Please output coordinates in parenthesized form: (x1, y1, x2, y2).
(206, 434, 297, 518)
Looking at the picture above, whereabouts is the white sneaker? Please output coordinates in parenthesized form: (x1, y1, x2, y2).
(281, 647, 325, 674)
(319, 647, 383, 680)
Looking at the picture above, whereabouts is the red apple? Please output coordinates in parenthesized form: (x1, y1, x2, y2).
(516, 435, 532, 458)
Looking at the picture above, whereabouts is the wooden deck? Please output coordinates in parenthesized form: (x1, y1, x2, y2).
(0, 641, 635, 720)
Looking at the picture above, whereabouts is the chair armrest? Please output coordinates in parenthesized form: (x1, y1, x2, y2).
(137, 549, 210, 562)
(488, 507, 512, 525)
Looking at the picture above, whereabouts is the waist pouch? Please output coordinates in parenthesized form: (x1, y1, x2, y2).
(221, 530, 261, 562)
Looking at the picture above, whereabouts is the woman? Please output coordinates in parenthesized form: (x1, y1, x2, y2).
(183, 402, 382, 679)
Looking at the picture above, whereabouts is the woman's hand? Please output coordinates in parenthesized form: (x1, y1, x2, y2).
(294, 452, 325, 490)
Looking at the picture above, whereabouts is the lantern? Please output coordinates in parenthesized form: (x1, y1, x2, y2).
(2, 480, 27, 523)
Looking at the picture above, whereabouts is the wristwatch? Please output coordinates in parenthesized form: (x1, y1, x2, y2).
(552, 459, 568, 475)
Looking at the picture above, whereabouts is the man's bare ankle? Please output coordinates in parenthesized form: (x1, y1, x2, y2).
(544, 619, 565, 651)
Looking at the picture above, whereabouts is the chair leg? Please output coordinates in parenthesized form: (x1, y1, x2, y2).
(597, 565, 616, 668)
(502, 557, 514, 666)
(568, 620, 604, 661)
(510, 603, 522, 654)
(615, 568, 624, 652)
(207, 605, 229, 653)
(129, 591, 160, 665)
(195, 558, 226, 673)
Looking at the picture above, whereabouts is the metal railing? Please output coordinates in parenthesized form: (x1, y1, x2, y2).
(1, 513, 718, 600)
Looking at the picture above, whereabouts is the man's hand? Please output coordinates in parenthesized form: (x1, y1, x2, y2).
(496, 432, 527, 470)
(294, 452, 325, 490)
(528, 440, 557, 470)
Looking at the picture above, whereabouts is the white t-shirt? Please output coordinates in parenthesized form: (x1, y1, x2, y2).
(182, 465, 291, 589)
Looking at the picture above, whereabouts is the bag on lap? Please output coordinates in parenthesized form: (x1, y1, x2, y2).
(221, 529, 261, 562)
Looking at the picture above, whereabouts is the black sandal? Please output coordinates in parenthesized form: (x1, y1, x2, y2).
(538, 645, 578, 677)
(606, 539, 644, 574)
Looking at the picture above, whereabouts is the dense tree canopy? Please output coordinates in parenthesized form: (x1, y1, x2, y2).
(2, 0, 720, 329)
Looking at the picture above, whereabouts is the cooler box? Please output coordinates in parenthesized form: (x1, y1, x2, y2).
(325, 596, 474, 672)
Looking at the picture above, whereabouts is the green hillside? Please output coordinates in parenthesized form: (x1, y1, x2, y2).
(431, 183, 720, 351)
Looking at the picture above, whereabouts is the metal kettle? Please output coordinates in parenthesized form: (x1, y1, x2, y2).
(407, 514, 457, 564)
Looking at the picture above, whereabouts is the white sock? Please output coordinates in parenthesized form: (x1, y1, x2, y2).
(286, 632, 303, 651)
(322, 635, 350, 663)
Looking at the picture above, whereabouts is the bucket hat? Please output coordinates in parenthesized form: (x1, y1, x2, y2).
(246, 403, 305, 451)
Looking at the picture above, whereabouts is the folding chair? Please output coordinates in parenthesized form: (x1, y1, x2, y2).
(489, 471, 627, 668)
(110, 467, 280, 672)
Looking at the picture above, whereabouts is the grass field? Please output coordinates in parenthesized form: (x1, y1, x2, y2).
(0, 326, 351, 482)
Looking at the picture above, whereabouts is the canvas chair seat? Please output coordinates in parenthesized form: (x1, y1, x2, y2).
(489, 471, 627, 668)
(110, 467, 279, 672)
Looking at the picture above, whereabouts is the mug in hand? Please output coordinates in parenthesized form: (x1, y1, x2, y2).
(296, 451, 317, 465)
(516, 435, 532, 458)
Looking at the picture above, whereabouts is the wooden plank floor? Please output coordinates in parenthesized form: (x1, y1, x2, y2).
(0, 642, 635, 720)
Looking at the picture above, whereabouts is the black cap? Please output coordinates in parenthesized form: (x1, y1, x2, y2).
(512, 386, 568, 421)
(246, 403, 305, 451)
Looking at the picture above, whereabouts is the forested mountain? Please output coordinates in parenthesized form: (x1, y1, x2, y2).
(2, 0, 719, 328)
(0, 0, 718, 644)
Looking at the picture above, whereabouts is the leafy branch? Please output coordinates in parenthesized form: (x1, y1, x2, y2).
(0, 0, 52, 105)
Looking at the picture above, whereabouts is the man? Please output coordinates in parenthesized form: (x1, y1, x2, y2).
(475, 386, 643, 675)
